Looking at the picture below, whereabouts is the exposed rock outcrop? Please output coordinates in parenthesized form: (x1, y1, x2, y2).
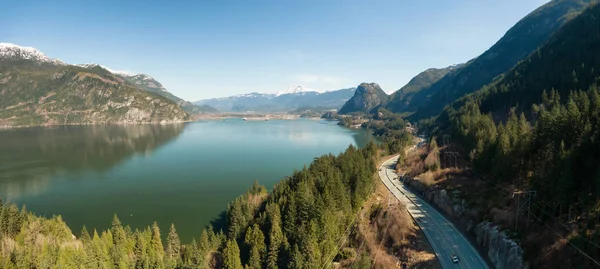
(475, 222, 528, 269)
(338, 83, 388, 114)
(403, 177, 527, 269)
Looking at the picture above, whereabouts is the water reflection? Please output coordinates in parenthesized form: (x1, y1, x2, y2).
(0, 124, 186, 200)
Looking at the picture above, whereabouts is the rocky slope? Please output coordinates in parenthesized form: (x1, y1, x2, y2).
(0, 44, 190, 127)
(338, 82, 388, 114)
(77, 63, 217, 114)
(394, 0, 596, 120)
(195, 85, 355, 112)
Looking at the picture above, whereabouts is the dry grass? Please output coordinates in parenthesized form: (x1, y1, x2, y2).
(341, 177, 440, 269)
(246, 192, 268, 208)
(399, 146, 428, 177)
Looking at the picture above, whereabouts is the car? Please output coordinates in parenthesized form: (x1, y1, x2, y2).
(452, 254, 459, 263)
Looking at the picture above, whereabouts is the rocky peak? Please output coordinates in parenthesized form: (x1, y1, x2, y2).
(338, 82, 388, 114)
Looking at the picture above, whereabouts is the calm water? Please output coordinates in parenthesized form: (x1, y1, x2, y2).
(0, 119, 374, 242)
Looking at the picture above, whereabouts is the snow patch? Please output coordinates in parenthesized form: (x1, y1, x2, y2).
(0, 43, 65, 65)
(276, 85, 318, 96)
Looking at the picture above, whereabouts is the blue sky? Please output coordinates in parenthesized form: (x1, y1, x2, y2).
(2, 0, 548, 100)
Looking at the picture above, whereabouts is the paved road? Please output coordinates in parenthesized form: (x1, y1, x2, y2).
(379, 156, 489, 269)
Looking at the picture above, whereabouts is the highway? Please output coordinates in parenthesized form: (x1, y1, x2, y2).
(379, 156, 489, 269)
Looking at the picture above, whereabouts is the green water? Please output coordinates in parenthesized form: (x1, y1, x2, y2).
(0, 119, 374, 242)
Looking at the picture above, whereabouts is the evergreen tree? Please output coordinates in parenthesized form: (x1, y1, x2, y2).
(222, 239, 243, 269)
(134, 231, 150, 269)
(166, 223, 181, 268)
(244, 224, 265, 269)
(150, 222, 165, 269)
(80, 225, 91, 244)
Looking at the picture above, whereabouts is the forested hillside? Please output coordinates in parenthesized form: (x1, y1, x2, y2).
(437, 3, 600, 267)
(394, 0, 595, 120)
(385, 65, 461, 113)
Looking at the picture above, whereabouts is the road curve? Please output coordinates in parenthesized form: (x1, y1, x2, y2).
(379, 155, 489, 269)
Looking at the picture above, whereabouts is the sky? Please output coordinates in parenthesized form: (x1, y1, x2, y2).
(2, 0, 549, 100)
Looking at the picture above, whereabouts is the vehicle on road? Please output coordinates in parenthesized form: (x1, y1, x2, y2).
(452, 254, 459, 263)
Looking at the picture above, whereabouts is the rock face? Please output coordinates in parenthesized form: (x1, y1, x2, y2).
(78, 64, 218, 114)
(338, 83, 388, 114)
(475, 222, 528, 269)
(403, 177, 527, 269)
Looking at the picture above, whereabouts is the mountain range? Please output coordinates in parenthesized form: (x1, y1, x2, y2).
(194, 85, 356, 112)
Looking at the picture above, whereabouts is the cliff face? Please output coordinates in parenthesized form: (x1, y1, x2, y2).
(475, 222, 528, 269)
(403, 177, 527, 269)
(338, 83, 388, 114)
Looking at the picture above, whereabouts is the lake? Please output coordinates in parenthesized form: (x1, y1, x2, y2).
(0, 119, 374, 242)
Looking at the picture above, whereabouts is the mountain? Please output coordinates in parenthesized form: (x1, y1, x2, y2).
(76, 63, 218, 114)
(386, 64, 462, 112)
(390, 0, 596, 120)
(338, 83, 388, 114)
(194, 86, 355, 112)
(437, 3, 600, 267)
(276, 84, 315, 96)
(0, 43, 65, 66)
(0, 43, 189, 127)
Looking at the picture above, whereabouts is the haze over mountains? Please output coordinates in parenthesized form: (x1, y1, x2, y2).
(194, 85, 356, 112)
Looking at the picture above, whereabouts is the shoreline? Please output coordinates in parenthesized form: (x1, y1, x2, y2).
(0, 119, 192, 129)
(193, 113, 323, 121)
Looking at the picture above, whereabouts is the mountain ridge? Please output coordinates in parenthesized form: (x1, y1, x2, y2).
(388, 0, 597, 120)
(195, 87, 356, 112)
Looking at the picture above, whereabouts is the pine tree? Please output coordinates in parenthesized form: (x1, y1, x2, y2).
(166, 223, 181, 268)
(222, 239, 243, 269)
(182, 238, 202, 268)
(134, 231, 149, 269)
(150, 222, 165, 268)
(0, 206, 8, 237)
(80, 225, 91, 243)
(244, 224, 265, 269)
(287, 244, 304, 269)
(110, 214, 128, 268)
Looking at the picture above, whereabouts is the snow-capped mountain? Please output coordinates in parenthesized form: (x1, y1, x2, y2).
(1, 43, 216, 114)
(276, 85, 316, 96)
(75, 63, 215, 113)
(76, 63, 168, 93)
(195, 87, 356, 112)
(0, 43, 64, 65)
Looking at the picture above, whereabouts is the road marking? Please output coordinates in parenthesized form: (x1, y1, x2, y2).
(379, 156, 488, 269)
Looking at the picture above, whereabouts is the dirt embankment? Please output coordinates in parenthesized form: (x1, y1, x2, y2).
(337, 153, 440, 269)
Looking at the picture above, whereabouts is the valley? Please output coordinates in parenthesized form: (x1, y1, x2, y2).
(3, 0, 600, 268)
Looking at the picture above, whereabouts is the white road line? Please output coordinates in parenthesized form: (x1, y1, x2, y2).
(378, 156, 489, 269)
